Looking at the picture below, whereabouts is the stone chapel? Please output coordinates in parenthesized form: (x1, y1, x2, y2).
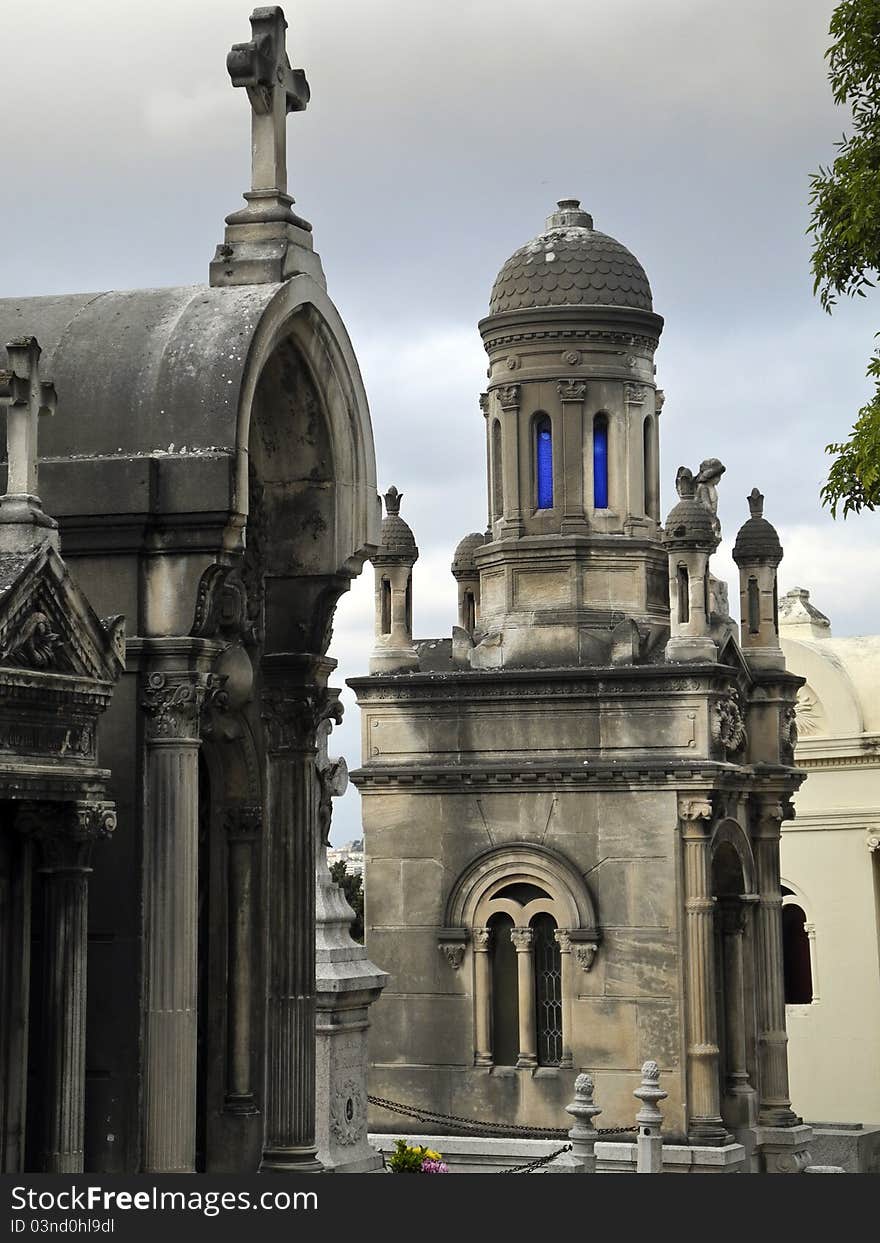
(0, 7, 378, 1174)
(352, 199, 813, 1171)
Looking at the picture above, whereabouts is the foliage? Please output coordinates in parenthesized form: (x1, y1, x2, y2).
(386, 1139, 448, 1173)
(330, 859, 364, 942)
(809, 0, 880, 515)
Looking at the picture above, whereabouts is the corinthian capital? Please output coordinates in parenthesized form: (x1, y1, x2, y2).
(510, 926, 534, 951)
(260, 685, 342, 754)
(556, 379, 587, 402)
(496, 383, 520, 410)
(141, 671, 220, 742)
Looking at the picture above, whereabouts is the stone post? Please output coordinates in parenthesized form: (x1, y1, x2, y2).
(141, 659, 219, 1173)
(634, 1060, 667, 1174)
(554, 929, 575, 1068)
(752, 800, 798, 1127)
(679, 795, 728, 1144)
(473, 926, 493, 1066)
(719, 897, 758, 1128)
(25, 801, 115, 1173)
(511, 926, 537, 1068)
(565, 1073, 602, 1172)
(224, 803, 261, 1114)
(259, 656, 332, 1173)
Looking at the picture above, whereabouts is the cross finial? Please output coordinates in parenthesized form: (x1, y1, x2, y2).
(227, 6, 310, 221)
(0, 337, 59, 552)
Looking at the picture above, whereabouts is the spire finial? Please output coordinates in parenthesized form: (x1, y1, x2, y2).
(384, 485, 402, 516)
(747, 487, 764, 518)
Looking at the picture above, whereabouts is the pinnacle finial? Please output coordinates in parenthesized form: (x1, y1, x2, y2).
(384, 485, 402, 516)
(747, 487, 764, 518)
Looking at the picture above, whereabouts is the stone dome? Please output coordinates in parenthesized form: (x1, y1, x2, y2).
(375, 485, 419, 564)
(732, 489, 783, 566)
(451, 531, 486, 577)
(664, 497, 717, 548)
(489, 200, 653, 316)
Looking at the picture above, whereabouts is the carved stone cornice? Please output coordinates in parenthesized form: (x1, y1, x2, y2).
(556, 379, 587, 402)
(141, 671, 220, 743)
(495, 383, 520, 410)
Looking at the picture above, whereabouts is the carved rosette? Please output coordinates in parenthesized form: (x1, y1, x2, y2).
(329, 1078, 366, 1147)
(712, 691, 747, 758)
(556, 379, 587, 402)
(141, 671, 220, 742)
(496, 383, 520, 410)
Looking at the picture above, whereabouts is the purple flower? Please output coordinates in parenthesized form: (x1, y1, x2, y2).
(420, 1158, 449, 1174)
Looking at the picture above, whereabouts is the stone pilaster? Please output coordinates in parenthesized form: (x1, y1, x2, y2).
(259, 658, 333, 1173)
(752, 799, 799, 1127)
(23, 801, 116, 1173)
(224, 803, 261, 1114)
(719, 897, 758, 1129)
(679, 795, 728, 1144)
(554, 928, 575, 1068)
(472, 927, 493, 1066)
(556, 380, 589, 534)
(141, 663, 218, 1173)
(511, 926, 537, 1068)
(495, 384, 523, 538)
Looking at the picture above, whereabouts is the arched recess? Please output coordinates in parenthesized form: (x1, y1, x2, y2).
(710, 819, 757, 897)
(442, 844, 600, 1071)
(780, 879, 819, 1004)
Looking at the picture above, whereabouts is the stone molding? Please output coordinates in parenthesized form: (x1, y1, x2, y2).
(353, 765, 751, 792)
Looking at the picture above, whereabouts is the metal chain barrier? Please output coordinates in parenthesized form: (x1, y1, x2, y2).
(368, 1093, 637, 1139)
(496, 1143, 572, 1174)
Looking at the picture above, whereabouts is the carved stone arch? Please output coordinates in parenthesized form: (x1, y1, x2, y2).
(444, 842, 600, 937)
(710, 817, 757, 896)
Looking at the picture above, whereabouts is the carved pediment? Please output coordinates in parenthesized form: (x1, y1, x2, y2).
(0, 545, 124, 684)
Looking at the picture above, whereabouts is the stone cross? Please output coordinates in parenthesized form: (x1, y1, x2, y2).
(227, 6, 310, 201)
(0, 337, 56, 499)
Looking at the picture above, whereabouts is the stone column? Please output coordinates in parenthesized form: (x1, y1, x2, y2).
(224, 804, 261, 1114)
(554, 928, 575, 1068)
(27, 802, 116, 1173)
(752, 800, 798, 1127)
(679, 796, 727, 1144)
(719, 897, 758, 1128)
(557, 380, 588, 534)
(259, 657, 332, 1173)
(141, 663, 218, 1173)
(496, 384, 523, 538)
(511, 926, 537, 1068)
(473, 926, 493, 1066)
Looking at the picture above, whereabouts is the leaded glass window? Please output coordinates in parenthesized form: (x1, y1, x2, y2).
(532, 914, 562, 1067)
(536, 415, 553, 509)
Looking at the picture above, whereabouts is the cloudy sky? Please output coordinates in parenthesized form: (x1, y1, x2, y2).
(4, 0, 879, 840)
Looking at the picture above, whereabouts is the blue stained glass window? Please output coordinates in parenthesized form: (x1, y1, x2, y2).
(593, 414, 609, 508)
(536, 416, 553, 509)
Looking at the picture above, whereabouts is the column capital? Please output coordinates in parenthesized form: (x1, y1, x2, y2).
(554, 928, 572, 953)
(141, 670, 221, 742)
(510, 926, 534, 951)
(495, 383, 520, 410)
(261, 683, 342, 754)
(16, 799, 116, 871)
(678, 794, 714, 829)
(556, 379, 587, 402)
(718, 896, 748, 936)
(472, 926, 492, 951)
(223, 802, 262, 840)
(752, 797, 786, 837)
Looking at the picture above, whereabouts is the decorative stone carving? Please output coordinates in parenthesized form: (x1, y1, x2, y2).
(655, 388, 666, 412)
(1, 610, 63, 670)
(316, 700, 348, 847)
(473, 926, 492, 950)
(439, 942, 466, 970)
(261, 685, 340, 754)
(191, 564, 250, 642)
(506, 356, 518, 370)
(141, 671, 219, 741)
(574, 941, 598, 971)
(561, 349, 581, 366)
(556, 379, 587, 401)
(510, 926, 534, 950)
(553, 928, 572, 952)
(712, 690, 747, 756)
(866, 829, 879, 854)
(328, 1078, 366, 1147)
(624, 383, 646, 404)
(694, 458, 726, 539)
(678, 795, 714, 824)
(794, 685, 825, 737)
(496, 383, 520, 409)
(780, 705, 798, 765)
(479, 391, 490, 415)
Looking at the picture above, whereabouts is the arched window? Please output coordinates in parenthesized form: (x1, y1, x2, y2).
(748, 577, 760, 634)
(492, 420, 503, 520)
(405, 574, 412, 633)
(489, 913, 518, 1066)
(677, 564, 690, 624)
(464, 590, 476, 634)
(781, 889, 814, 1004)
(643, 416, 652, 515)
(535, 415, 553, 509)
(532, 914, 562, 1066)
(380, 578, 391, 634)
(593, 414, 609, 508)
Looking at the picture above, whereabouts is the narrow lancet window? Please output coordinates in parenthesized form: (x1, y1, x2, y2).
(464, 590, 476, 634)
(380, 578, 391, 635)
(593, 414, 609, 508)
(643, 416, 652, 515)
(536, 416, 553, 509)
(533, 915, 562, 1067)
(748, 577, 760, 634)
(405, 574, 413, 633)
(677, 564, 690, 623)
(492, 420, 503, 520)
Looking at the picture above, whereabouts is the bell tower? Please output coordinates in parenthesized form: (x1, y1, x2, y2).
(472, 200, 668, 668)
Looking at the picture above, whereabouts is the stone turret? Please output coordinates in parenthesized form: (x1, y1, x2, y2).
(472, 199, 668, 668)
(369, 486, 419, 673)
(451, 531, 485, 636)
(663, 466, 719, 663)
(732, 488, 784, 670)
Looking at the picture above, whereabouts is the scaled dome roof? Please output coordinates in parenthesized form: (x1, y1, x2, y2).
(489, 200, 653, 316)
(451, 531, 486, 577)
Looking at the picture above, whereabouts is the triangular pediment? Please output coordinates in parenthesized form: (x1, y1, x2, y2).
(0, 544, 124, 683)
(718, 632, 753, 688)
